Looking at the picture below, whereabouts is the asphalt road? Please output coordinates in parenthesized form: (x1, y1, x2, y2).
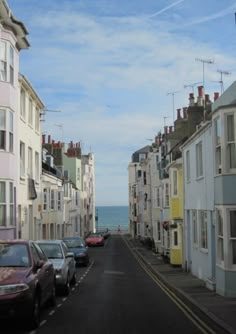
(3, 235, 204, 334)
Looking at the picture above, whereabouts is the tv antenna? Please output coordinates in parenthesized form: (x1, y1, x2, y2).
(167, 91, 181, 123)
(184, 81, 202, 94)
(217, 69, 231, 94)
(195, 58, 214, 88)
(40, 108, 62, 122)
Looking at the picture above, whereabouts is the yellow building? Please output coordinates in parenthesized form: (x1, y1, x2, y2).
(169, 158, 183, 266)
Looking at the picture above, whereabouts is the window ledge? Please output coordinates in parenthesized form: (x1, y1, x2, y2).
(200, 248, 208, 254)
(20, 176, 26, 181)
(196, 176, 204, 181)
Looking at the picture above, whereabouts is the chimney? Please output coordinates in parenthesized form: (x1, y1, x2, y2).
(42, 134, 46, 144)
(164, 126, 168, 135)
(70, 141, 73, 148)
(177, 108, 181, 120)
(205, 94, 210, 104)
(214, 92, 220, 101)
(197, 86, 204, 106)
(183, 107, 188, 119)
(169, 126, 173, 133)
(189, 93, 195, 106)
(48, 135, 51, 144)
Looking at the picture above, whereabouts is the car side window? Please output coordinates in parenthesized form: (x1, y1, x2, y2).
(62, 242, 69, 257)
(33, 242, 48, 261)
(30, 244, 41, 264)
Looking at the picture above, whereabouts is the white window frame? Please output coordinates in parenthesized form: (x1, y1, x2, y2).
(0, 109, 6, 151)
(225, 113, 236, 173)
(192, 210, 198, 246)
(28, 147, 33, 177)
(199, 210, 208, 251)
(0, 181, 6, 226)
(165, 182, 170, 207)
(172, 169, 178, 196)
(35, 107, 40, 132)
(35, 151, 39, 183)
(214, 117, 222, 175)
(186, 150, 190, 182)
(28, 98, 33, 127)
(9, 45, 14, 85)
(20, 141, 25, 178)
(0, 181, 14, 227)
(0, 40, 7, 81)
(50, 190, 55, 210)
(43, 189, 48, 211)
(216, 208, 224, 265)
(196, 141, 203, 178)
(9, 111, 13, 153)
(20, 88, 26, 120)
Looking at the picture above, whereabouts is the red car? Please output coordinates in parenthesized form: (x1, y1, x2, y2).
(0, 240, 56, 329)
(85, 233, 105, 247)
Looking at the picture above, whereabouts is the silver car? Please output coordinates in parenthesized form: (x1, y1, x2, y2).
(36, 240, 76, 295)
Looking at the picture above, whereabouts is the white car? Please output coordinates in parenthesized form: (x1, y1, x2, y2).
(36, 240, 76, 295)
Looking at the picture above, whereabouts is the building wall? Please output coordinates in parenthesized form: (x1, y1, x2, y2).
(183, 124, 215, 285)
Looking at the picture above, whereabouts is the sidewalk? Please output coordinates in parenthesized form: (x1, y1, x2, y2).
(125, 235, 236, 334)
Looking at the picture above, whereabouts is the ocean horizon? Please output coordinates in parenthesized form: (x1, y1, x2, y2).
(95, 206, 129, 231)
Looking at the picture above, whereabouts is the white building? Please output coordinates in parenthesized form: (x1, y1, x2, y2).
(18, 74, 44, 240)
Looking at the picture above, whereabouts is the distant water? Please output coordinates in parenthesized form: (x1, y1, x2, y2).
(96, 206, 129, 232)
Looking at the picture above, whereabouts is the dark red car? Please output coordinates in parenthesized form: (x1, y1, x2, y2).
(0, 240, 56, 329)
(85, 233, 105, 247)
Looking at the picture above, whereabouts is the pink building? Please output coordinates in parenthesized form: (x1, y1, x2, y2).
(0, 1, 29, 239)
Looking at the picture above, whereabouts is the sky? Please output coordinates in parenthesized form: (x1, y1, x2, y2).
(7, 0, 236, 206)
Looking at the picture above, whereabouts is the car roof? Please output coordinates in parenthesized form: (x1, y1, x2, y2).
(63, 237, 83, 240)
(36, 240, 63, 244)
(0, 239, 31, 244)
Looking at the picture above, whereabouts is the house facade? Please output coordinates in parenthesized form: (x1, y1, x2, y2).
(0, 1, 29, 239)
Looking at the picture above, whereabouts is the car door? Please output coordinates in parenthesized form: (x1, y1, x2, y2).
(30, 242, 50, 305)
(34, 242, 54, 301)
(62, 242, 74, 281)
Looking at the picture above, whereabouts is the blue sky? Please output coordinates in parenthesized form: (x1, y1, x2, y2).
(7, 0, 236, 205)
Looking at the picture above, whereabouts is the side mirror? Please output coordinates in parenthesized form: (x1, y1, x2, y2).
(36, 259, 44, 270)
(66, 252, 74, 258)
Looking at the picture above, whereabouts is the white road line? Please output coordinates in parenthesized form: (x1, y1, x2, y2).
(72, 287, 75, 291)
(49, 310, 55, 316)
(57, 303, 62, 308)
(40, 320, 47, 327)
(62, 297, 67, 302)
(29, 331, 36, 334)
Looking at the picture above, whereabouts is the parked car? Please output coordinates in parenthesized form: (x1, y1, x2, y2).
(36, 240, 76, 295)
(63, 237, 90, 266)
(0, 239, 56, 329)
(85, 233, 105, 247)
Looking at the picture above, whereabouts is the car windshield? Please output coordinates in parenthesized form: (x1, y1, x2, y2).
(64, 239, 85, 248)
(89, 233, 102, 238)
(0, 243, 30, 267)
(38, 244, 63, 259)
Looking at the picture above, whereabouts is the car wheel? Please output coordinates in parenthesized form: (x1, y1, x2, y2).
(71, 271, 77, 285)
(48, 282, 56, 307)
(29, 293, 41, 330)
(63, 274, 70, 296)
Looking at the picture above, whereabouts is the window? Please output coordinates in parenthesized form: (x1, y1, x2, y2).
(226, 114, 236, 171)
(9, 111, 13, 153)
(196, 142, 203, 178)
(157, 221, 161, 241)
(35, 107, 40, 132)
(43, 189, 48, 211)
(20, 88, 26, 119)
(50, 190, 55, 210)
(186, 150, 190, 181)
(9, 46, 14, 85)
(0, 41, 7, 81)
(28, 147, 33, 176)
(229, 210, 236, 265)
(143, 171, 147, 185)
(76, 191, 79, 206)
(192, 210, 198, 245)
(20, 142, 25, 177)
(58, 192, 62, 211)
(9, 182, 14, 225)
(216, 209, 224, 264)
(157, 187, 161, 207)
(0, 182, 6, 226)
(28, 99, 33, 126)
(0, 109, 6, 150)
(214, 117, 221, 174)
(199, 210, 208, 250)
(165, 183, 169, 206)
(77, 167, 80, 180)
(35, 152, 39, 182)
(139, 153, 145, 162)
(172, 170, 177, 196)
(174, 231, 178, 246)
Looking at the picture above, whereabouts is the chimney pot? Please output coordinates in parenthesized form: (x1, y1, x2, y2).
(48, 135, 51, 144)
(183, 107, 188, 119)
(198, 85, 204, 97)
(164, 126, 168, 134)
(42, 134, 46, 144)
(177, 108, 181, 120)
(214, 92, 220, 101)
(189, 93, 195, 106)
(169, 126, 173, 133)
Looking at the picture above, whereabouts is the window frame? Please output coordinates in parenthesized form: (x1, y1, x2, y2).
(192, 210, 198, 246)
(199, 210, 208, 251)
(196, 141, 203, 178)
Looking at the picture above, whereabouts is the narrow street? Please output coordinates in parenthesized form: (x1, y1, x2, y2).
(2, 235, 210, 334)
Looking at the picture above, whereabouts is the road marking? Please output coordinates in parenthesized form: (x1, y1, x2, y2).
(40, 320, 47, 327)
(62, 297, 67, 302)
(123, 237, 216, 334)
(57, 303, 62, 308)
(72, 287, 75, 291)
(49, 310, 55, 316)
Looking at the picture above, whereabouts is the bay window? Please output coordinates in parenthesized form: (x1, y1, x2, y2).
(9, 111, 13, 153)
(0, 41, 15, 85)
(216, 209, 224, 264)
(0, 109, 6, 150)
(0, 181, 6, 226)
(214, 117, 221, 174)
(229, 210, 236, 265)
(0, 41, 7, 81)
(226, 114, 236, 171)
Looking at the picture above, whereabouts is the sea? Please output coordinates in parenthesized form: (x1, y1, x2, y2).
(95, 206, 129, 232)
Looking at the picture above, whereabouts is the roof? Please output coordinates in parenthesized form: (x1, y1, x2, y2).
(212, 80, 236, 113)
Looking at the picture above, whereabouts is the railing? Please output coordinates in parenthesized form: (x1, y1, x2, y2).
(96, 225, 129, 234)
